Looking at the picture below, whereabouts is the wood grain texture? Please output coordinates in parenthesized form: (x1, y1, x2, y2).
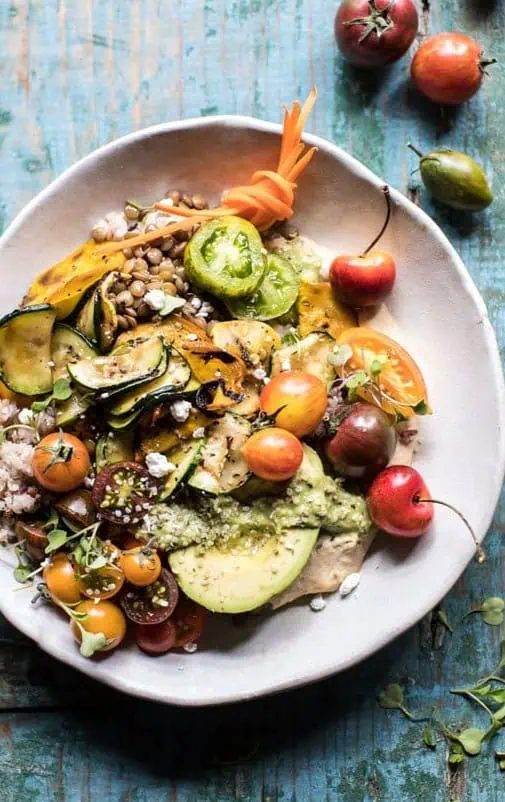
(0, 0, 504, 799)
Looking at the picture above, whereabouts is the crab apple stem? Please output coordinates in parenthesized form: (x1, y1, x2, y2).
(480, 58, 497, 71)
(407, 143, 424, 159)
(415, 497, 485, 564)
(361, 185, 392, 256)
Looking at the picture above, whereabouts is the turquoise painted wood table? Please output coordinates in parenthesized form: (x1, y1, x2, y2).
(1, 1, 504, 799)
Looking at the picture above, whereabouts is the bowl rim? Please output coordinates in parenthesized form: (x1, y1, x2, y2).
(1, 114, 504, 707)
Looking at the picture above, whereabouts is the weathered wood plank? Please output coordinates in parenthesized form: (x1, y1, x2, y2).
(0, 0, 505, 799)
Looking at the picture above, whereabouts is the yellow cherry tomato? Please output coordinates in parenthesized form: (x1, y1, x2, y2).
(70, 600, 126, 652)
(43, 553, 82, 605)
(119, 547, 162, 587)
(78, 564, 125, 600)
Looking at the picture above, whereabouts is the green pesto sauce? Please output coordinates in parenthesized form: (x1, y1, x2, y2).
(139, 472, 371, 553)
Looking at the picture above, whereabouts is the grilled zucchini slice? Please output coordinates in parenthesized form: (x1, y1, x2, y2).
(68, 336, 165, 392)
(108, 347, 191, 418)
(0, 305, 56, 395)
(188, 413, 251, 494)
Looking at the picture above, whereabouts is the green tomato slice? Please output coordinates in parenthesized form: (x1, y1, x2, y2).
(185, 216, 266, 299)
(226, 254, 299, 321)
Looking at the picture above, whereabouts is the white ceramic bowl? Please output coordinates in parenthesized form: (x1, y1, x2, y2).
(0, 118, 504, 706)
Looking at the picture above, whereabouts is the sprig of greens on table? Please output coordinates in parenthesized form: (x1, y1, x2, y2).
(379, 599, 505, 771)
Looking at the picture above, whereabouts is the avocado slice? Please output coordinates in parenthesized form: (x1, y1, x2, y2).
(168, 446, 322, 614)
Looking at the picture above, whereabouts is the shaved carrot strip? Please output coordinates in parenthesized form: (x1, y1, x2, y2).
(101, 90, 317, 253)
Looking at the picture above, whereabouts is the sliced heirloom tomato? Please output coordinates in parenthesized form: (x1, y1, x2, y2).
(78, 564, 125, 600)
(120, 568, 179, 624)
(92, 462, 159, 524)
(337, 327, 429, 417)
(135, 620, 177, 655)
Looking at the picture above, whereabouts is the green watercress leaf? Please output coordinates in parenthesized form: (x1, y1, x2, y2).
(328, 344, 353, 368)
(480, 597, 505, 626)
(31, 398, 51, 413)
(13, 545, 36, 584)
(423, 725, 436, 749)
(437, 609, 454, 634)
(13, 565, 34, 583)
(456, 728, 486, 756)
(79, 629, 109, 658)
(89, 554, 107, 571)
(159, 295, 186, 317)
(346, 370, 369, 401)
(378, 683, 415, 720)
(45, 529, 68, 554)
(413, 400, 429, 415)
(52, 378, 73, 401)
(448, 742, 465, 765)
(487, 689, 505, 705)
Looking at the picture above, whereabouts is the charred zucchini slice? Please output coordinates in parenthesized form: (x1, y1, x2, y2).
(0, 305, 56, 395)
(98, 272, 119, 352)
(187, 413, 251, 494)
(68, 336, 165, 392)
(95, 430, 134, 471)
(51, 324, 97, 378)
(108, 347, 191, 418)
(271, 332, 335, 387)
(75, 287, 100, 343)
(185, 216, 266, 299)
(159, 441, 203, 501)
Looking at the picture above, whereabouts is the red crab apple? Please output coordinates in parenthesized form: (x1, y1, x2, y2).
(330, 186, 396, 308)
(367, 465, 485, 561)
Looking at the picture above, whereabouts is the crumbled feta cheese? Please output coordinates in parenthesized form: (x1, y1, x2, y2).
(192, 427, 205, 439)
(17, 408, 34, 425)
(310, 594, 327, 612)
(281, 359, 291, 371)
(339, 572, 361, 598)
(252, 367, 267, 381)
(262, 376, 270, 385)
(145, 452, 176, 479)
(186, 333, 198, 341)
(144, 289, 166, 311)
(83, 475, 95, 488)
(170, 399, 192, 423)
(183, 642, 198, 653)
(47, 360, 55, 368)
(190, 297, 202, 310)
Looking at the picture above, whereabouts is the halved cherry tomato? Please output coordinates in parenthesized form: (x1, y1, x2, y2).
(337, 327, 429, 417)
(135, 620, 176, 655)
(173, 597, 207, 648)
(260, 370, 327, 437)
(242, 428, 303, 481)
(33, 432, 91, 493)
(78, 564, 125, 600)
(92, 462, 158, 524)
(120, 569, 179, 624)
(43, 553, 82, 605)
(120, 547, 162, 587)
(70, 599, 126, 651)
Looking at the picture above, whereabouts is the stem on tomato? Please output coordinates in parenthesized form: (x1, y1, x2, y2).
(415, 497, 485, 564)
(407, 143, 424, 159)
(361, 185, 392, 256)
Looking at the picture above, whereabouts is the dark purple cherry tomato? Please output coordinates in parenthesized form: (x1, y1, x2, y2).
(92, 461, 158, 524)
(120, 568, 179, 624)
(135, 620, 177, 655)
(325, 402, 396, 478)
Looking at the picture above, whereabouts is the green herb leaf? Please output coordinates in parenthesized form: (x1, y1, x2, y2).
(42, 509, 60, 531)
(437, 609, 454, 634)
(13, 546, 36, 584)
(487, 689, 505, 705)
(448, 742, 465, 765)
(423, 725, 436, 749)
(470, 684, 493, 698)
(45, 529, 68, 554)
(413, 400, 429, 415)
(395, 410, 408, 424)
(79, 629, 109, 658)
(52, 378, 73, 401)
(89, 554, 107, 571)
(328, 344, 353, 368)
(346, 370, 369, 401)
(159, 295, 186, 317)
(378, 683, 405, 709)
(480, 597, 505, 626)
(31, 398, 51, 413)
(13, 565, 35, 583)
(456, 728, 486, 756)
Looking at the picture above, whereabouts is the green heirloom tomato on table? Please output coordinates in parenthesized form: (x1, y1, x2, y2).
(408, 145, 493, 212)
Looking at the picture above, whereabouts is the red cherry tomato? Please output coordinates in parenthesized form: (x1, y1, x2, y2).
(173, 597, 207, 648)
(242, 428, 304, 482)
(335, 0, 418, 69)
(367, 465, 433, 538)
(260, 371, 327, 438)
(135, 620, 176, 655)
(411, 33, 495, 105)
(330, 250, 396, 308)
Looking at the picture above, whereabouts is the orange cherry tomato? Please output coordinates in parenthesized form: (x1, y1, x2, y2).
(260, 370, 327, 437)
(78, 564, 125, 600)
(70, 600, 127, 652)
(43, 553, 82, 605)
(119, 547, 162, 587)
(411, 33, 493, 106)
(242, 428, 304, 481)
(337, 327, 429, 417)
(32, 432, 91, 493)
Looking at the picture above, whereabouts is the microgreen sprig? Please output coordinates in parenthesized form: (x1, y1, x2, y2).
(31, 378, 72, 413)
